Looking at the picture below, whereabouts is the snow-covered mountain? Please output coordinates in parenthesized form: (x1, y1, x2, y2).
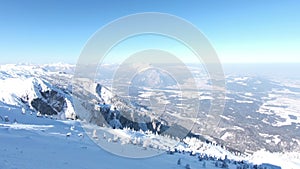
(0, 63, 300, 169)
(95, 63, 300, 154)
(0, 64, 156, 132)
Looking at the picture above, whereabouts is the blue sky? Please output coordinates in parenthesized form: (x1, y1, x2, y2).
(0, 0, 299, 64)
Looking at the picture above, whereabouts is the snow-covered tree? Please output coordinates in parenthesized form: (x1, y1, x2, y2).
(21, 107, 26, 114)
(142, 139, 150, 149)
(113, 135, 119, 142)
(92, 129, 98, 139)
(36, 111, 42, 117)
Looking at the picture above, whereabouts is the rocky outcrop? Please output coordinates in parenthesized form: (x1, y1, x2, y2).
(31, 89, 66, 115)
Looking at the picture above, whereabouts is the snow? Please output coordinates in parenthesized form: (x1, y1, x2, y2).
(258, 133, 282, 145)
(221, 132, 234, 140)
(0, 64, 77, 121)
(0, 77, 48, 106)
(64, 98, 76, 119)
(236, 81, 248, 86)
(0, 109, 247, 169)
(236, 100, 254, 104)
(258, 89, 300, 126)
(244, 92, 253, 96)
(232, 126, 245, 131)
(0, 123, 54, 130)
(270, 135, 281, 145)
(0, 101, 254, 169)
(0, 64, 299, 169)
(138, 91, 153, 98)
(233, 77, 249, 81)
(200, 95, 214, 100)
(220, 115, 232, 121)
(247, 150, 300, 169)
(259, 133, 273, 137)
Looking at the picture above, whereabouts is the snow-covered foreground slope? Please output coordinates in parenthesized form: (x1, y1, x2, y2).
(0, 106, 237, 169)
(0, 102, 232, 168)
(248, 151, 300, 169)
(1, 104, 300, 169)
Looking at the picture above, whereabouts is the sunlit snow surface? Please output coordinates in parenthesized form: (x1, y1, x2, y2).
(0, 107, 235, 169)
(1, 105, 299, 169)
(0, 63, 300, 169)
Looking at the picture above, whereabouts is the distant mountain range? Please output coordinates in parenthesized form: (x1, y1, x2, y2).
(0, 63, 299, 155)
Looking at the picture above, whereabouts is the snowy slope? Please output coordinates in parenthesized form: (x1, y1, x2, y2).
(0, 64, 76, 120)
(0, 77, 47, 106)
(2, 102, 299, 169)
(0, 64, 299, 169)
(0, 107, 243, 169)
